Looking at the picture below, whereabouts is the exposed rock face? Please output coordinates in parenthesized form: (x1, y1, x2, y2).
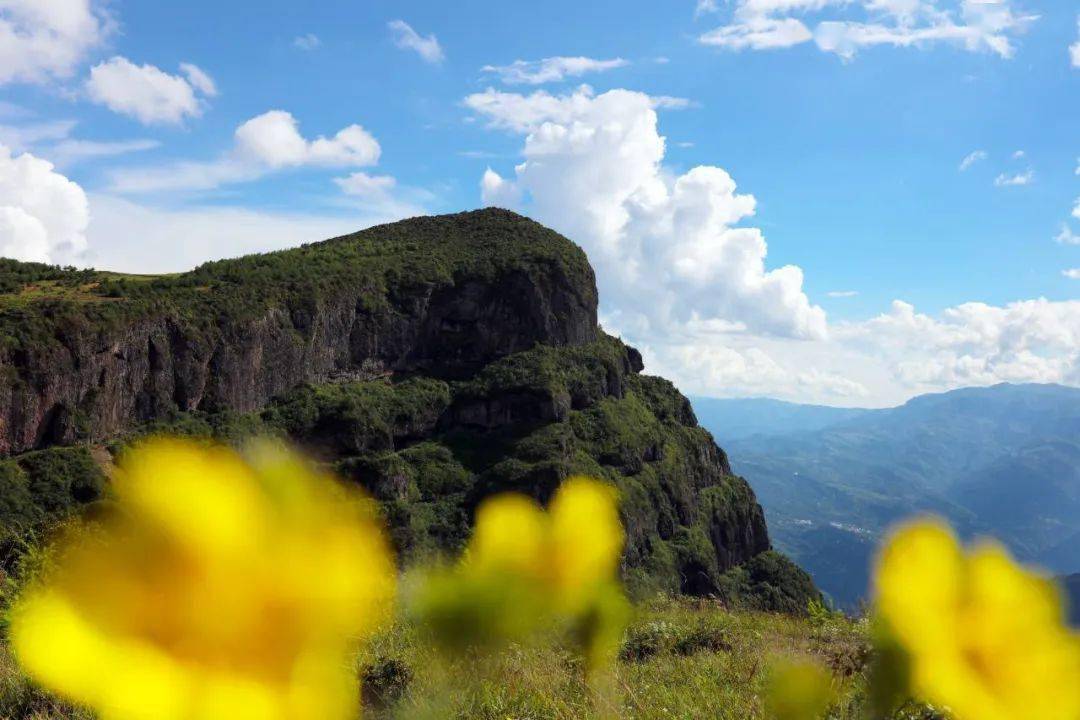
(0, 208, 801, 600)
(0, 210, 596, 455)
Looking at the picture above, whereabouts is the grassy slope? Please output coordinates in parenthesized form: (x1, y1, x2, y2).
(0, 597, 891, 720)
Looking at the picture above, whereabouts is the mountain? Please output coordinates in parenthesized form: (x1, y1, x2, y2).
(694, 384, 1080, 608)
(690, 396, 868, 440)
(0, 209, 816, 610)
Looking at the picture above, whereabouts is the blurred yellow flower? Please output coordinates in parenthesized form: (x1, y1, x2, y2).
(467, 477, 623, 608)
(875, 518, 1080, 720)
(11, 439, 395, 720)
(764, 658, 835, 720)
(410, 476, 627, 667)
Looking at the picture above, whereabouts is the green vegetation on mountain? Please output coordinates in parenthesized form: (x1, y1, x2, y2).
(0, 209, 816, 612)
(0, 210, 593, 353)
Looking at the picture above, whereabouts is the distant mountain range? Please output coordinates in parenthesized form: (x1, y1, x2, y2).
(693, 384, 1080, 608)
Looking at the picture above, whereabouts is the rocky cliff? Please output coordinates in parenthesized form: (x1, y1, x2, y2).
(0, 210, 596, 455)
(0, 209, 814, 605)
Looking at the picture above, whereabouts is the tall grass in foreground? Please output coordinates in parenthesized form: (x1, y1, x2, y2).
(2, 438, 1078, 719)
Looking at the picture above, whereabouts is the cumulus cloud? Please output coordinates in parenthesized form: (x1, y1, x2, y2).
(993, 169, 1034, 186)
(108, 110, 381, 193)
(959, 149, 987, 171)
(467, 85, 827, 342)
(1063, 269, 1080, 280)
(699, 0, 1037, 59)
(0, 0, 110, 85)
(481, 57, 629, 85)
(466, 83, 1080, 406)
(0, 144, 88, 263)
(388, 20, 444, 64)
(827, 290, 859, 298)
(838, 299, 1080, 391)
(644, 297, 1080, 406)
(86, 57, 216, 125)
(464, 85, 691, 133)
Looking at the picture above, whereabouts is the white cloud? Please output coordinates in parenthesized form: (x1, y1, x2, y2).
(466, 83, 1080, 406)
(696, 0, 721, 15)
(827, 290, 859, 297)
(0, 119, 77, 152)
(108, 110, 381, 193)
(468, 85, 826, 342)
(481, 57, 629, 85)
(86, 57, 215, 125)
(1056, 225, 1080, 246)
(335, 172, 395, 198)
(83, 194, 399, 274)
(179, 62, 217, 97)
(650, 297, 1080, 406)
(838, 299, 1080, 392)
(1074, 198, 1080, 220)
(1063, 269, 1080, 280)
(993, 169, 1034, 186)
(700, 0, 1037, 59)
(234, 110, 380, 167)
(959, 149, 987, 171)
(1011, 149, 1025, 159)
(293, 33, 321, 51)
(0, 143, 88, 263)
(700, 17, 814, 50)
(1071, 18, 1080, 67)
(0, 0, 110, 85)
(464, 85, 691, 133)
(0, 117, 158, 167)
(480, 167, 522, 208)
(47, 138, 159, 166)
(388, 20, 444, 64)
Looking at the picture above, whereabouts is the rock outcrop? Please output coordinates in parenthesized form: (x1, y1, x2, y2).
(0, 208, 812, 602)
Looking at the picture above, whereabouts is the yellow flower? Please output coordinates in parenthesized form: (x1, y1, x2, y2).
(764, 659, 835, 720)
(467, 477, 624, 609)
(874, 518, 1080, 720)
(11, 439, 395, 720)
(410, 476, 627, 667)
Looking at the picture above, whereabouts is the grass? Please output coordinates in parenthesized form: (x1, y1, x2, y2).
(358, 595, 878, 719)
(0, 596, 886, 720)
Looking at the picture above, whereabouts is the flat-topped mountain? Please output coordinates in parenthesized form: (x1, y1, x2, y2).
(0, 209, 598, 455)
(0, 209, 816, 609)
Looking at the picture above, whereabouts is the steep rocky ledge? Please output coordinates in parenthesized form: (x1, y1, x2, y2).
(0, 209, 815, 605)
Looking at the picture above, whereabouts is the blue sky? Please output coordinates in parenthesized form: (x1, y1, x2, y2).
(0, 0, 1077, 406)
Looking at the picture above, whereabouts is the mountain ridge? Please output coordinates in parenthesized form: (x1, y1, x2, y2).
(694, 383, 1080, 607)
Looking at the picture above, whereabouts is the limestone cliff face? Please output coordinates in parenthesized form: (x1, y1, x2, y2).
(0, 208, 798, 600)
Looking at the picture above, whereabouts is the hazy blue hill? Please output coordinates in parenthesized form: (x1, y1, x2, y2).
(690, 396, 867, 441)
(693, 384, 1080, 608)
